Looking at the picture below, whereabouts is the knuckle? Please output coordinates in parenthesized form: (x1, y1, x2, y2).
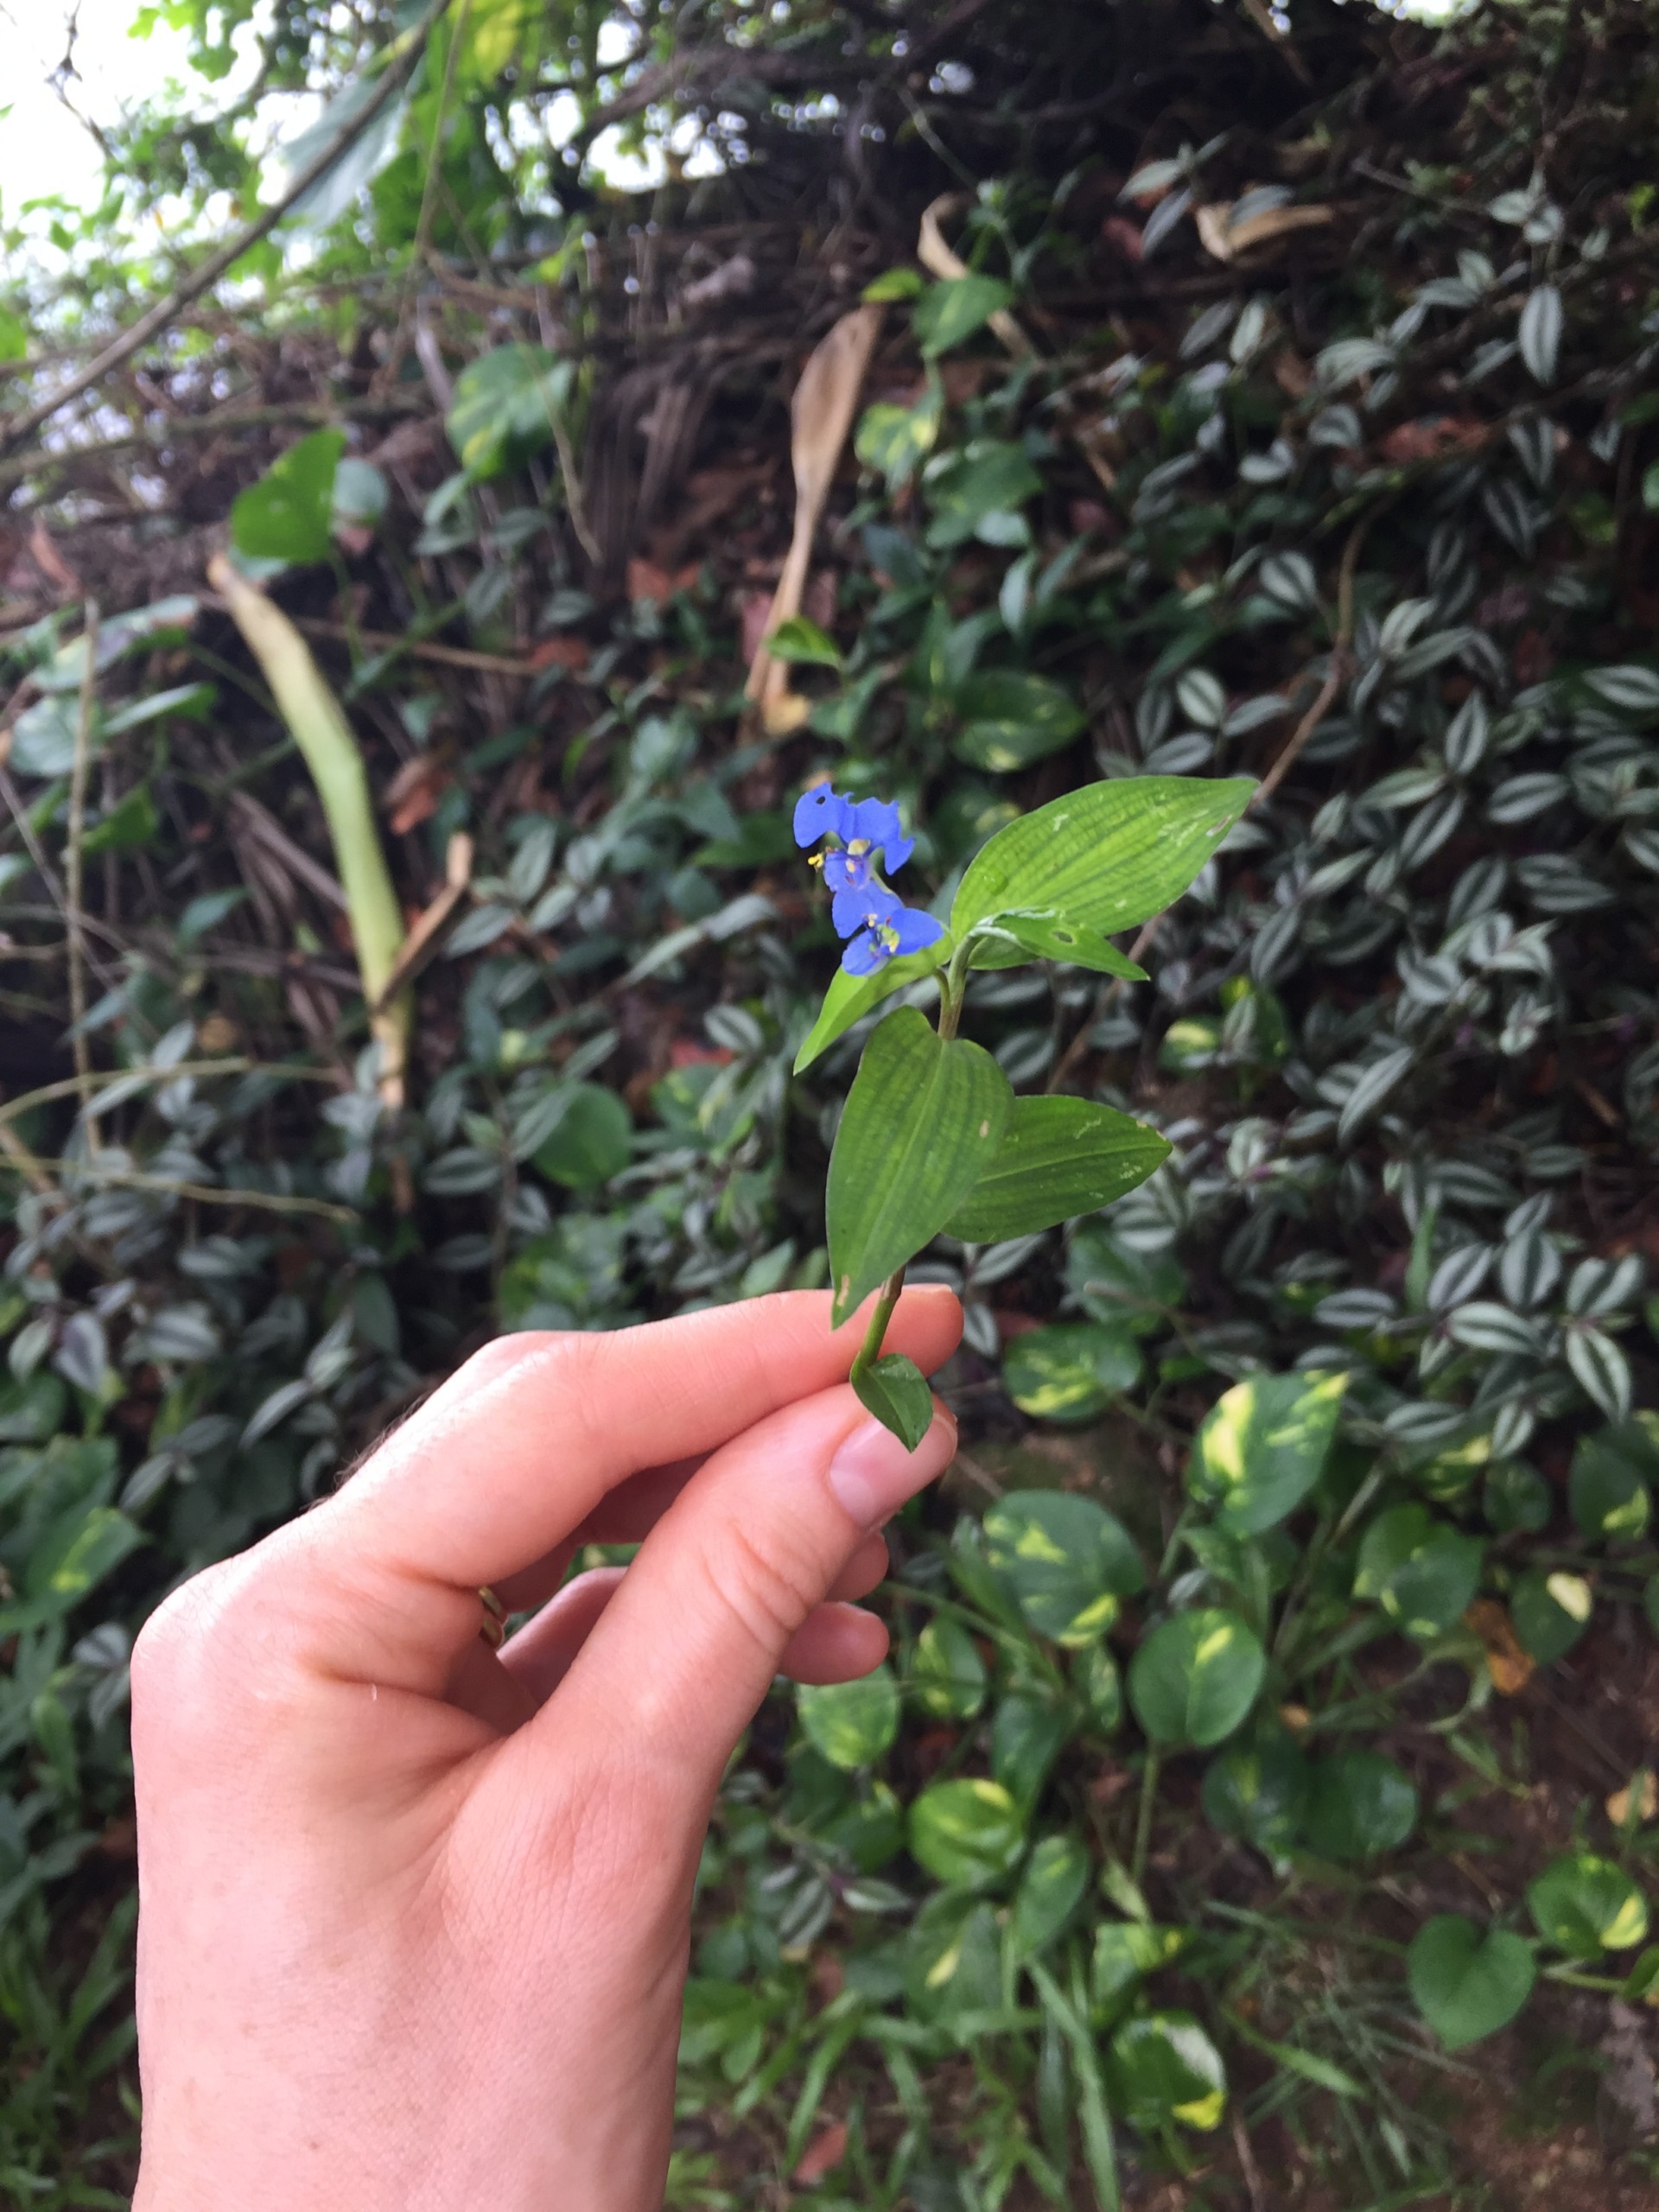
(709, 1516, 823, 1657)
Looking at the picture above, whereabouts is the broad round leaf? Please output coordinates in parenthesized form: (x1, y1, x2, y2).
(1128, 1608, 1266, 1748)
(798, 1665, 899, 1771)
(910, 1617, 988, 1722)
(1510, 1567, 1592, 1663)
(1201, 1728, 1309, 1854)
(531, 1084, 632, 1190)
(907, 1777, 1027, 1890)
(1569, 1421, 1656, 1542)
(1353, 1503, 1484, 1640)
(1408, 1915, 1536, 2050)
(231, 429, 346, 565)
(1008, 1832, 1091, 1960)
(826, 1008, 1013, 1325)
(447, 343, 573, 479)
(1108, 2011, 1227, 2132)
(1092, 1922, 1188, 2009)
(1528, 1853, 1650, 1956)
(982, 1490, 1144, 1644)
(904, 1893, 1002, 2023)
(1187, 1370, 1347, 1535)
(1001, 1322, 1141, 1427)
(990, 1690, 1073, 1808)
(1302, 1750, 1418, 1861)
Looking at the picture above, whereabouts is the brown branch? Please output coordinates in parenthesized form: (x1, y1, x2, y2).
(0, 0, 452, 462)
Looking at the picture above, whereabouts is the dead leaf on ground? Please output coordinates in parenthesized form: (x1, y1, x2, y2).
(383, 752, 453, 836)
(527, 636, 590, 671)
(792, 2120, 849, 2185)
(1197, 200, 1335, 263)
(1380, 416, 1487, 465)
(1466, 1598, 1535, 1695)
(744, 302, 883, 725)
(1100, 215, 1145, 261)
(626, 555, 700, 604)
(1606, 1771, 1658, 1827)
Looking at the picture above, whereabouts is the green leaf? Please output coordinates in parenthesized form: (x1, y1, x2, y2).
(905, 1893, 1002, 2024)
(1108, 2012, 1227, 2133)
(1092, 1922, 1188, 2008)
(1187, 1370, 1347, 1535)
(798, 1664, 899, 1771)
(1528, 1853, 1650, 1956)
(982, 1490, 1144, 1645)
(855, 378, 943, 487)
(907, 1777, 1026, 1890)
(952, 671, 1084, 773)
(447, 343, 573, 480)
(0, 302, 28, 363)
(793, 934, 952, 1074)
(1408, 1916, 1537, 2051)
(765, 615, 842, 668)
(0, 1504, 144, 1637)
(945, 1097, 1170, 1244)
(915, 274, 1014, 357)
(825, 1007, 1013, 1325)
(1510, 1567, 1592, 1663)
(925, 438, 1042, 546)
(952, 775, 1254, 955)
(1128, 1608, 1266, 1748)
(1353, 1503, 1484, 1640)
(1009, 1834, 1091, 1960)
(82, 784, 160, 855)
(1075, 1643, 1123, 1732)
(1302, 1750, 1418, 1861)
(230, 429, 346, 564)
(0, 1372, 67, 1444)
(1569, 1420, 1656, 1541)
(531, 1085, 632, 1190)
(862, 266, 925, 302)
(852, 1352, 934, 1450)
(911, 1617, 987, 1722)
(991, 1689, 1072, 1808)
(1001, 1322, 1141, 1426)
(1201, 1728, 1309, 1855)
(968, 910, 1147, 977)
(1070, 1228, 1184, 1336)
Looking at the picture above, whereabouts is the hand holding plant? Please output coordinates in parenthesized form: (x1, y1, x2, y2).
(795, 772, 1254, 1445)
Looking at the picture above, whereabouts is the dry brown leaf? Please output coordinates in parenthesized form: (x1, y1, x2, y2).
(1607, 1772, 1659, 1827)
(744, 303, 883, 713)
(1197, 201, 1335, 264)
(918, 193, 1035, 359)
(1279, 1703, 1312, 1733)
(1465, 1598, 1535, 1696)
(792, 2120, 849, 2185)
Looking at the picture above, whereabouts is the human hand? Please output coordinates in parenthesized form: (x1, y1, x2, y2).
(130, 1287, 961, 2212)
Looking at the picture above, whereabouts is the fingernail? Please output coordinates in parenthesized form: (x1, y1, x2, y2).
(828, 1408, 957, 1530)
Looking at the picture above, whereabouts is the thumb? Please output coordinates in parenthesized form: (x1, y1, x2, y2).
(503, 1382, 957, 1809)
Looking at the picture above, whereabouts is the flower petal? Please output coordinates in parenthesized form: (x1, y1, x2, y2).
(831, 880, 901, 939)
(823, 849, 873, 894)
(841, 928, 889, 976)
(849, 797, 913, 873)
(793, 785, 851, 849)
(889, 907, 947, 955)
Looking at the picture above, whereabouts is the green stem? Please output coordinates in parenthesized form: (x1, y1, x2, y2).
(1130, 1747, 1160, 1888)
(851, 1264, 906, 1382)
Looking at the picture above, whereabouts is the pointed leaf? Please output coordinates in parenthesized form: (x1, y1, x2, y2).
(852, 1353, 935, 1450)
(793, 935, 952, 1073)
(944, 1096, 1170, 1243)
(952, 775, 1253, 952)
(826, 1008, 1012, 1323)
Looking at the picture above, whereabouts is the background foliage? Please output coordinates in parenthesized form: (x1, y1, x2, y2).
(3, 0, 1659, 2203)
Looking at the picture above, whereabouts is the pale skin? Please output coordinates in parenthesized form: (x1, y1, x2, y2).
(130, 1286, 963, 2212)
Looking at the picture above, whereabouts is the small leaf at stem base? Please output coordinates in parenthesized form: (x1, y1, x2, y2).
(852, 1354, 935, 1450)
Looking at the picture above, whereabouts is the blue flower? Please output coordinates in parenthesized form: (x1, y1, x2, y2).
(797, 782, 941, 973)
(792, 785, 915, 874)
(841, 903, 946, 976)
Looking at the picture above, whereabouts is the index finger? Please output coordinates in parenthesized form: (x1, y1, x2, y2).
(289, 1287, 963, 1688)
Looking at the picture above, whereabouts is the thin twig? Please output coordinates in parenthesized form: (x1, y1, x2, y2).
(0, 1058, 337, 1136)
(0, 765, 124, 996)
(0, 1156, 358, 1223)
(0, 0, 452, 461)
(370, 831, 474, 1012)
(67, 598, 99, 1152)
